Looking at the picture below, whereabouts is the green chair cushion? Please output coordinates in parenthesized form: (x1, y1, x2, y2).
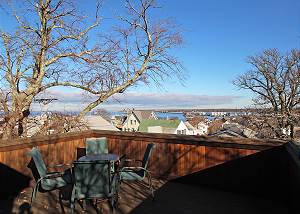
(86, 137, 108, 155)
(120, 170, 144, 181)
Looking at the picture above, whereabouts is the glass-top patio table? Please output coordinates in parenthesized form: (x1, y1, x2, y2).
(78, 153, 119, 162)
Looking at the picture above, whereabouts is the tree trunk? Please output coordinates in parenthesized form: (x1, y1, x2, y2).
(2, 116, 17, 139)
(1, 108, 30, 139)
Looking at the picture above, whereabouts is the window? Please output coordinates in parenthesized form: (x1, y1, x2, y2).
(177, 130, 186, 135)
(134, 120, 137, 125)
(130, 120, 133, 125)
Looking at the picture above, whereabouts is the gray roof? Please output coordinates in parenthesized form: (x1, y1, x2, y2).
(132, 110, 156, 122)
(84, 116, 119, 131)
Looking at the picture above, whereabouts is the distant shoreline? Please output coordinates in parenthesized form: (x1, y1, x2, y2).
(27, 108, 250, 116)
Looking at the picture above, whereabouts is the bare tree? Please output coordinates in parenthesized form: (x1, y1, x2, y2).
(234, 108, 285, 139)
(26, 113, 88, 137)
(64, 0, 184, 118)
(0, 0, 100, 138)
(233, 49, 300, 139)
(0, 0, 183, 139)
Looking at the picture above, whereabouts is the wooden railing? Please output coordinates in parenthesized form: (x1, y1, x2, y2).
(0, 130, 286, 179)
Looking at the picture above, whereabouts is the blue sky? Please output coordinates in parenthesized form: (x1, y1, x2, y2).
(1, 0, 300, 111)
(147, 0, 300, 95)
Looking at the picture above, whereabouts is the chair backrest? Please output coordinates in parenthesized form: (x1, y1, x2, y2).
(141, 143, 156, 170)
(73, 161, 112, 199)
(86, 137, 108, 155)
(27, 147, 47, 179)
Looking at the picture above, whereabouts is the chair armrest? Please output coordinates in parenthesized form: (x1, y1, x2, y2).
(45, 171, 65, 178)
(47, 171, 61, 175)
(125, 159, 143, 163)
(124, 159, 143, 167)
(48, 163, 72, 168)
(47, 163, 72, 173)
(120, 166, 150, 173)
(36, 171, 65, 184)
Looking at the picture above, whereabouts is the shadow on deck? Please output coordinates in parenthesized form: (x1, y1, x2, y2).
(131, 181, 288, 214)
(131, 144, 294, 214)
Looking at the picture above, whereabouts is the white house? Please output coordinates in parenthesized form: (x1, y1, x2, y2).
(122, 112, 140, 132)
(196, 122, 209, 135)
(183, 121, 208, 135)
(122, 110, 157, 132)
(176, 121, 190, 135)
(184, 121, 196, 135)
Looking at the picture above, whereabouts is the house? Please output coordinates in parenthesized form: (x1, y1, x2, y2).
(111, 115, 126, 130)
(182, 121, 208, 136)
(208, 122, 256, 138)
(138, 119, 190, 135)
(84, 115, 119, 131)
(222, 122, 256, 138)
(184, 121, 196, 135)
(196, 122, 209, 135)
(134, 110, 158, 121)
(208, 119, 226, 134)
(122, 110, 157, 132)
(122, 111, 140, 132)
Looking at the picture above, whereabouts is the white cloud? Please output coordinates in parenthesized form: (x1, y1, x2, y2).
(32, 90, 243, 112)
(113, 93, 240, 106)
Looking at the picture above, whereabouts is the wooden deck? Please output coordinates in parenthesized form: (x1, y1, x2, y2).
(1, 179, 165, 214)
(1, 178, 289, 214)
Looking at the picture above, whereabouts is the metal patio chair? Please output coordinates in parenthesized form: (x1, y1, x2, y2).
(71, 160, 120, 213)
(120, 143, 156, 198)
(27, 147, 73, 206)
